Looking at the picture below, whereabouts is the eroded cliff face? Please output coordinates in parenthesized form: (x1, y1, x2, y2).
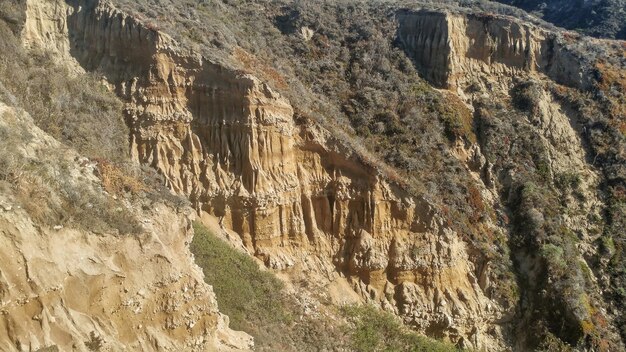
(396, 9, 591, 92)
(18, 0, 517, 349)
(0, 103, 252, 351)
(397, 8, 604, 249)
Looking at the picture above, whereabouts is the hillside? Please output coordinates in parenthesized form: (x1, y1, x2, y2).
(494, 0, 626, 39)
(1, 0, 625, 351)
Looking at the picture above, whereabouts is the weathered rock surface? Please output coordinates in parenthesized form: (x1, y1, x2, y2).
(397, 9, 592, 91)
(0, 101, 252, 350)
(15, 0, 626, 350)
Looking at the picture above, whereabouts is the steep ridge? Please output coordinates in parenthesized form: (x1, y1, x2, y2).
(20, 0, 518, 349)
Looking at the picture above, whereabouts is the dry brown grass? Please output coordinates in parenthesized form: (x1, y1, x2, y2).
(15, 175, 58, 225)
(233, 47, 288, 90)
(596, 61, 626, 92)
(94, 159, 147, 196)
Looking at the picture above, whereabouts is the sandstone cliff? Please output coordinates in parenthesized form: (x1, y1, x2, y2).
(7, 0, 626, 350)
(396, 9, 592, 92)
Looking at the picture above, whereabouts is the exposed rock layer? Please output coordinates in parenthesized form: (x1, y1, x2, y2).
(19, 0, 624, 350)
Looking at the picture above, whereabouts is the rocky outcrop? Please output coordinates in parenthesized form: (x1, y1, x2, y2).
(396, 9, 592, 91)
(0, 102, 252, 351)
(396, 8, 605, 261)
(17, 0, 516, 349)
(22, 0, 72, 59)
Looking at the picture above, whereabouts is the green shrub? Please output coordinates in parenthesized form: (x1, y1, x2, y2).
(474, 97, 607, 349)
(541, 244, 568, 276)
(601, 236, 616, 256)
(342, 305, 460, 352)
(555, 172, 582, 191)
(190, 221, 290, 328)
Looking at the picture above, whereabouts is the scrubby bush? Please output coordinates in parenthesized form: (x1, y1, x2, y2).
(476, 78, 623, 349)
(550, 79, 626, 346)
(0, 37, 128, 161)
(511, 80, 542, 115)
(342, 305, 460, 352)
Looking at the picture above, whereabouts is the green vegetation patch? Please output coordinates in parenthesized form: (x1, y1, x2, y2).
(342, 305, 460, 352)
(190, 221, 291, 329)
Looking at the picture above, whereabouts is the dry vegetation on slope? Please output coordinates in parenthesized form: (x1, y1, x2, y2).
(494, 0, 626, 39)
(0, 5, 142, 235)
(0, 0, 188, 234)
